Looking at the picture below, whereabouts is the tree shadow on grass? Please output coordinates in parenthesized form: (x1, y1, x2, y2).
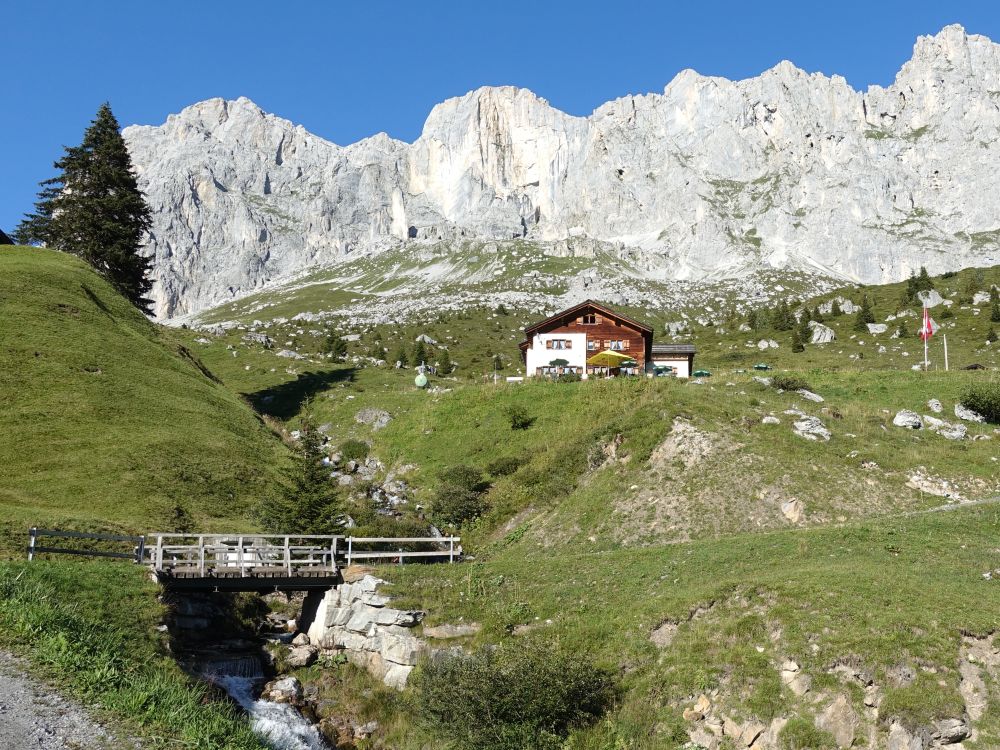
(244, 368, 356, 420)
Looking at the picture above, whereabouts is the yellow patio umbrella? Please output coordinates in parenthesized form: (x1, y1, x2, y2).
(586, 350, 636, 369)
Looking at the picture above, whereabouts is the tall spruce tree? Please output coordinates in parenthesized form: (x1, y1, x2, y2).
(15, 103, 153, 312)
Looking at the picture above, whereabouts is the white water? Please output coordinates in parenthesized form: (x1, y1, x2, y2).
(215, 675, 329, 750)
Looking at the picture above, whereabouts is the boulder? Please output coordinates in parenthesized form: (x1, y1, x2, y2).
(780, 659, 812, 695)
(423, 622, 482, 639)
(762, 415, 780, 425)
(285, 645, 319, 668)
(923, 415, 967, 440)
(793, 415, 831, 441)
(867, 323, 888, 335)
(815, 694, 859, 749)
(262, 676, 302, 704)
(954, 403, 985, 423)
(917, 289, 944, 308)
(888, 722, 923, 750)
(355, 408, 392, 430)
(810, 323, 836, 344)
(927, 398, 943, 413)
(893, 410, 923, 429)
(275, 349, 304, 359)
(781, 499, 804, 524)
(796, 388, 824, 403)
(932, 718, 969, 744)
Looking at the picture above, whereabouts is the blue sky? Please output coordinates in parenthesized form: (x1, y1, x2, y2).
(4, 1, 999, 233)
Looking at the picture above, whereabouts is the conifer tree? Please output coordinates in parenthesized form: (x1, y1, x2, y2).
(15, 103, 153, 312)
(369, 332, 386, 359)
(413, 339, 428, 367)
(830, 299, 843, 317)
(391, 345, 409, 368)
(322, 331, 348, 359)
(915, 266, 934, 292)
(772, 300, 794, 331)
(811, 306, 824, 323)
(991, 288, 1000, 323)
(987, 326, 998, 344)
(797, 311, 811, 341)
(853, 295, 875, 332)
(259, 411, 343, 534)
(791, 329, 805, 353)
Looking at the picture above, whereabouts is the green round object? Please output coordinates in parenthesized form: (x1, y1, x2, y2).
(414, 373, 428, 388)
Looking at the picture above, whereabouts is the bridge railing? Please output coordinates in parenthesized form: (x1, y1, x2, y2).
(146, 533, 462, 576)
(148, 534, 339, 577)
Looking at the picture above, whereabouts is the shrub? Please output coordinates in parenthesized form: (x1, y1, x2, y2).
(487, 455, 524, 477)
(779, 717, 837, 750)
(339, 439, 369, 462)
(506, 405, 534, 430)
(431, 465, 490, 526)
(556, 373, 582, 383)
(961, 382, 1000, 424)
(772, 375, 811, 392)
(413, 640, 615, 750)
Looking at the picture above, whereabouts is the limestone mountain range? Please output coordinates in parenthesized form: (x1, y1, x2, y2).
(123, 24, 1000, 320)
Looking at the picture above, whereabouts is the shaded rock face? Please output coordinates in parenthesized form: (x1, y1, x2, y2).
(125, 24, 1000, 319)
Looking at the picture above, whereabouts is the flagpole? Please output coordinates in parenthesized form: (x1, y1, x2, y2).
(943, 334, 949, 372)
(924, 335, 928, 371)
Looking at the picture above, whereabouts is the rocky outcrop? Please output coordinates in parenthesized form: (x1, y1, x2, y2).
(305, 575, 426, 689)
(125, 25, 1000, 319)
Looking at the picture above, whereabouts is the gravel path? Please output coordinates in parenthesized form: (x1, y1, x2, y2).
(0, 651, 128, 750)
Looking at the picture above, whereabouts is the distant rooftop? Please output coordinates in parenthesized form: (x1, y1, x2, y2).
(651, 343, 697, 354)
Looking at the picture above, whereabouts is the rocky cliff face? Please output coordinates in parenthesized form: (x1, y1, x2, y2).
(124, 25, 1000, 319)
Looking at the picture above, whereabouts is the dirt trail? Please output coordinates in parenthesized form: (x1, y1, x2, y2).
(0, 651, 130, 750)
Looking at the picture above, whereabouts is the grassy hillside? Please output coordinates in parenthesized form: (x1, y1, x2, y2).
(0, 246, 288, 553)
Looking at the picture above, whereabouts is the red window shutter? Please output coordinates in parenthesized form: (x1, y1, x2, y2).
(566, 340, 572, 349)
(546, 340, 553, 349)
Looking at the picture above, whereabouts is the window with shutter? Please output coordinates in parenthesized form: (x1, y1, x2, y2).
(566, 340, 572, 349)
(546, 340, 553, 349)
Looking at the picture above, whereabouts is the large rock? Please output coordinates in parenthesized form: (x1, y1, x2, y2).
(123, 25, 1000, 320)
(810, 323, 836, 345)
(923, 415, 967, 440)
(917, 289, 944, 308)
(893, 410, 923, 429)
(355, 408, 392, 430)
(954, 403, 985, 423)
(816, 694, 859, 749)
(793, 415, 831, 441)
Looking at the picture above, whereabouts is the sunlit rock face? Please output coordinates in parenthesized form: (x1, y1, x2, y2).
(124, 25, 1000, 319)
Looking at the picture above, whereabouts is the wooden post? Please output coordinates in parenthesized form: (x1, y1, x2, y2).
(199, 535, 205, 576)
(135, 535, 146, 565)
(284, 536, 291, 575)
(449, 537, 454, 563)
(28, 527, 36, 562)
(155, 535, 163, 570)
(944, 334, 949, 372)
(238, 536, 245, 577)
(398, 547, 404, 566)
(347, 537, 352, 566)
(330, 537, 337, 572)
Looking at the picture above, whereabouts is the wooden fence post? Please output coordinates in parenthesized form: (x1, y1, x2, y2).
(135, 535, 146, 565)
(28, 527, 36, 562)
(449, 537, 454, 563)
(238, 536, 244, 577)
(198, 535, 205, 576)
(284, 536, 291, 575)
(347, 537, 352, 566)
(155, 535, 163, 570)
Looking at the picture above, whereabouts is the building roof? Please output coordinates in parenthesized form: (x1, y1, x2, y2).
(523, 299, 653, 337)
(0, 229, 13, 246)
(651, 343, 697, 355)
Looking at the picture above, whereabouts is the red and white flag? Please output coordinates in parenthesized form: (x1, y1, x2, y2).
(919, 307, 937, 341)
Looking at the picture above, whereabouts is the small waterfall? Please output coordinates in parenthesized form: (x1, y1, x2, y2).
(214, 675, 330, 750)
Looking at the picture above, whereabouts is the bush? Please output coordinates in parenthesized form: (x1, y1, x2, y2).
(961, 382, 1000, 424)
(413, 640, 615, 750)
(779, 717, 837, 750)
(506, 405, 534, 430)
(487, 456, 524, 477)
(431, 465, 490, 526)
(772, 375, 811, 392)
(339, 439, 369, 462)
(556, 373, 582, 383)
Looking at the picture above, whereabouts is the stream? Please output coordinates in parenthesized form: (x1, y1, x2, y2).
(214, 674, 328, 750)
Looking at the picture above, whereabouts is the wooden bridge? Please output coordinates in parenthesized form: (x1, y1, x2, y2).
(27, 528, 460, 592)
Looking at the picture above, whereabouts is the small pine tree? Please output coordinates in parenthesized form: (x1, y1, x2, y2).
(15, 103, 154, 312)
(853, 295, 875, 332)
(391, 345, 409, 368)
(797, 311, 811, 340)
(991, 288, 1000, 323)
(265, 413, 343, 534)
(413, 339, 428, 367)
(493, 353, 504, 371)
(830, 299, 843, 317)
(369, 332, 386, 359)
(772, 300, 794, 331)
(791, 329, 805, 353)
(322, 332, 348, 359)
(897, 322, 912, 338)
(987, 327, 998, 344)
(915, 266, 934, 292)
(747, 309, 761, 331)
(811, 306, 824, 323)
(496, 303, 509, 316)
